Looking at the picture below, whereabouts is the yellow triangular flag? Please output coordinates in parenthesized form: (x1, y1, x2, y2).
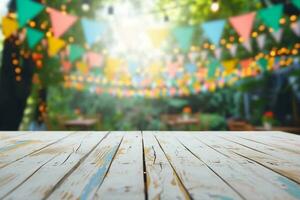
(2, 17, 18, 38)
(48, 37, 65, 57)
(76, 61, 89, 75)
(148, 27, 169, 48)
(222, 59, 238, 75)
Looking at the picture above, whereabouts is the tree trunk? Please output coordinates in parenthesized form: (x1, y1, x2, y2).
(0, 0, 35, 130)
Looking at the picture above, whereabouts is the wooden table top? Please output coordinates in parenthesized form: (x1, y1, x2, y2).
(0, 131, 300, 200)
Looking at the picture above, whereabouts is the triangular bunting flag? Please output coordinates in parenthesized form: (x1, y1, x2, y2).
(229, 44, 238, 57)
(188, 52, 199, 63)
(256, 34, 266, 50)
(81, 18, 106, 46)
(48, 37, 66, 57)
(214, 48, 222, 60)
(242, 39, 252, 52)
(240, 58, 253, 77)
(48, 8, 78, 38)
(62, 61, 72, 73)
(86, 52, 103, 67)
(2, 17, 18, 38)
(200, 50, 208, 61)
(222, 59, 238, 75)
(257, 58, 268, 72)
(229, 12, 256, 41)
(76, 61, 89, 75)
(291, 0, 300, 10)
(17, 0, 45, 27)
(201, 20, 226, 46)
(208, 58, 219, 79)
(291, 20, 300, 37)
(147, 27, 169, 48)
(172, 26, 195, 52)
(185, 63, 197, 73)
(271, 29, 283, 43)
(26, 27, 44, 49)
(258, 4, 283, 31)
(69, 44, 85, 62)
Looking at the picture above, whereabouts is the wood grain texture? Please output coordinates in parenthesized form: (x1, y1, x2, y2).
(143, 132, 189, 200)
(154, 132, 243, 200)
(0, 131, 299, 200)
(95, 132, 144, 200)
(3, 132, 108, 200)
(47, 132, 124, 200)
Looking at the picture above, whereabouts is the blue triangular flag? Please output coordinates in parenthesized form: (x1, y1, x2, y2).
(202, 20, 226, 46)
(26, 27, 44, 49)
(172, 26, 195, 52)
(17, 0, 45, 27)
(81, 18, 106, 46)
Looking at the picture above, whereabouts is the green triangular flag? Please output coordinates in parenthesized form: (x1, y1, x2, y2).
(257, 58, 268, 72)
(26, 27, 44, 49)
(17, 0, 45, 27)
(172, 26, 195, 52)
(291, 0, 300, 10)
(69, 44, 85, 62)
(258, 4, 283, 31)
(208, 58, 219, 79)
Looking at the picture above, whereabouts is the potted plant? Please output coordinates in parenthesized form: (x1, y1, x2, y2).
(182, 106, 192, 120)
(262, 111, 274, 130)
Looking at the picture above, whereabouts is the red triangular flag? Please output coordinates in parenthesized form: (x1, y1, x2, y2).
(229, 12, 256, 41)
(48, 8, 78, 38)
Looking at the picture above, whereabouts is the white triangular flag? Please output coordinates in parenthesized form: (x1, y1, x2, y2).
(188, 52, 199, 63)
(256, 34, 266, 50)
(291, 21, 300, 37)
(214, 48, 222, 60)
(229, 44, 237, 57)
(271, 29, 283, 43)
(242, 40, 252, 52)
(200, 50, 208, 61)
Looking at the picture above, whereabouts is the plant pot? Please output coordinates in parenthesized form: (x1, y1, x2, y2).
(263, 122, 272, 131)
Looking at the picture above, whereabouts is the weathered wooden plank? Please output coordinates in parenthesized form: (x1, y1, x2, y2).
(0, 132, 72, 169)
(143, 132, 190, 200)
(3, 132, 108, 200)
(0, 132, 92, 199)
(0, 132, 33, 144)
(177, 133, 300, 200)
(47, 132, 124, 200)
(195, 134, 300, 184)
(234, 133, 300, 154)
(95, 131, 144, 200)
(222, 135, 300, 165)
(197, 133, 300, 200)
(154, 132, 243, 200)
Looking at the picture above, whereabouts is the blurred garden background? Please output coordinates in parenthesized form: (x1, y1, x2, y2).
(0, 0, 300, 131)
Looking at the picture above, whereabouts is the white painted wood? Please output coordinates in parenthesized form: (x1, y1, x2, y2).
(234, 133, 300, 154)
(143, 132, 190, 200)
(154, 132, 243, 200)
(177, 133, 299, 200)
(197, 133, 300, 200)
(195, 134, 300, 184)
(0, 131, 72, 169)
(222, 135, 300, 165)
(95, 132, 144, 200)
(0, 132, 91, 199)
(3, 132, 108, 200)
(47, 132, 124, 200)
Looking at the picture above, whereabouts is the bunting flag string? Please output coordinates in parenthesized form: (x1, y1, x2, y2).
(48, 8, 78, 38)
